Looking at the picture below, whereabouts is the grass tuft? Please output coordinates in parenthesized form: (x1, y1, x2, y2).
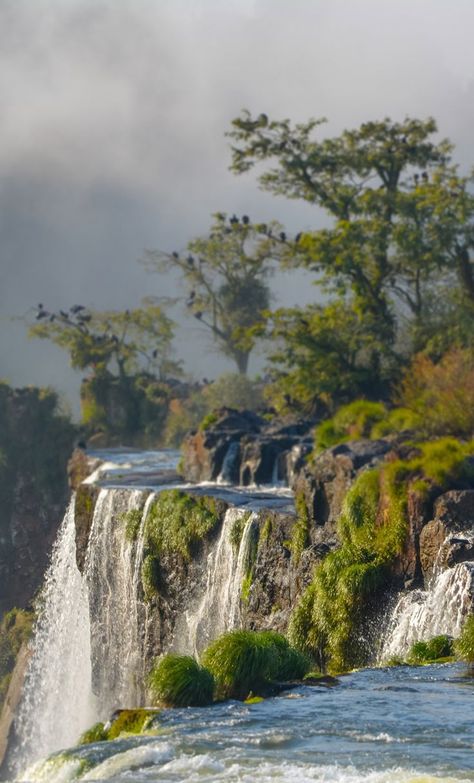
(148, 654, 215, 707)
(455, 615, 474, 664)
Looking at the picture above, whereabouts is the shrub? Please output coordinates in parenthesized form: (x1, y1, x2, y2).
(148, 654, 215, 707)
(398, 348, 474, 438)
(202, 630, 279, 699)
(256, 631, 311, 680)
(408, 635, 454, 663)
(455, 615, 474, 664)
(314, 400, 387, 451)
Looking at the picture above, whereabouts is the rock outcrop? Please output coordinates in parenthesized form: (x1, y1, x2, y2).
(420, 490, 474, 580)
(181, 409, 314, 486)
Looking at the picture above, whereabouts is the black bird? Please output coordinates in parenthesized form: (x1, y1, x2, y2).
(152, 349, 158, 358)
(60, 310, 69, 319)
(38, 303, 43, 309)
(414, 174, 419, 184)
(295, 232, 302, 243)
(279, 232, 286, 242)
(187, 255, 194, 267)
(242, 215, 250, 225)
(49, 314, 56, 322)
(194, 311, 203, 320)
(172, 251, 179, 259)
(70, 304, 85, 314)
(36, 310, 49, 320)
(422, 172, 428, 182)
(229, 214, 239, 225)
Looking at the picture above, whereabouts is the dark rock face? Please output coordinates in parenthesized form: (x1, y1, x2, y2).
(181, 408, 314, 486)
(293, 439, 392, 529)
(420, 490, 474, 580)
(0, 385, 76, 614)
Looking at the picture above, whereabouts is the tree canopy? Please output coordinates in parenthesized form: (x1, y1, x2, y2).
(145, 213, 281, 375)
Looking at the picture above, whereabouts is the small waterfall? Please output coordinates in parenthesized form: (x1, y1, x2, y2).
(175, 508, 255, 656)
(13, 498, 95, 772)
(380, 560, 474, 661)
(84, 488, 152, 713)
(217, 442, 240, 484)
(13, 489, 153, 774)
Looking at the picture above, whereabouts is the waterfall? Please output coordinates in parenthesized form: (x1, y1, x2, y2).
(217, 442, 240, 484)
(84, 488, 153, 714)
(13, 498, 95, 773)
(13, 488, 153, 774)
(174, 508, 255, 656)
(380, 560, 474, 661)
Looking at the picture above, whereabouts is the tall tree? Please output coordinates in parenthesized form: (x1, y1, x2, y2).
(146, 213, 280, 375)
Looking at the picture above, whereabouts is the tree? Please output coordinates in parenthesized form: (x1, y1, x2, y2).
(28, 302, 181, 443)
(146, 213, 280, 375)
(227, 112, 473, 408)
(29, 302, 179, 381)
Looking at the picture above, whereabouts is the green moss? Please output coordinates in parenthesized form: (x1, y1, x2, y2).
(144, 490, 220, 562)
(241, 571, 253, 605)
(148, 654, 215, 707)
(408, 635, 454, 663)
(199, 412, 218, 431)
(455, 615, 474, 664)
(260, 516, 272, 544)
(78, 722, 108, 745)
(0, 608, 35, 710)
(123, 508, 143, 542)
(141, 555, 161, 602)
(107, 709, 159, 738)
(229, 511, 251, 550)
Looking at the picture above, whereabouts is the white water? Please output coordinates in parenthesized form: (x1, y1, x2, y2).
(14, 498, 96, 771)
(174, 508, 256, 656)
(380, 560, 474, 661)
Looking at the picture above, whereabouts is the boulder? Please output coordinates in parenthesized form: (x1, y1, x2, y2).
(419, 490, 474, 580)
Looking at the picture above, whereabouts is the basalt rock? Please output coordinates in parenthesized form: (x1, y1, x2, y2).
(181, 408, 314, 486)
(292, 439, 392, 530)
(420, 490, 474, 580)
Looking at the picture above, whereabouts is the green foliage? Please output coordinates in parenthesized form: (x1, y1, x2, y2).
(148, 655, 215, 707)
(202, 630, 309, 699)
(398, 349, 474, 438)
(146, 213, 279, 375)
(144, 490, 219, 562)
(408, 635, 454, 664)
(455, 615, 474, 664)
(202, 374, 265, 412)
(202, 630, 279, 699)
(123, 509, 143, 542)
(290, 494, 311, 564)
(314, 400, 387, 451)
(415, 438, 474, 486)
(0, 608, 35, 709)
(370, 407, 421, 438)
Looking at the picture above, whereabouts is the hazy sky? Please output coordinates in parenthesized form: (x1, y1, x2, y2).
(2, 0, 474, 414)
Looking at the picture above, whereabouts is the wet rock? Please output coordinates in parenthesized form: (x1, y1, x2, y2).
(67, 448, 102, 491)
(181, 408, 314, 485)
(420, 490, 474, 580)
(293, 439, 392, 528)
(74, 484, 100, 572)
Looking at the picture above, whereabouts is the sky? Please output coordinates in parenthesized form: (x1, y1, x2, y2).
(2, 0, 474, 415)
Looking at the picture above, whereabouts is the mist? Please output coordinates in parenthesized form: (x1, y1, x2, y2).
(2, 0, 474, 415)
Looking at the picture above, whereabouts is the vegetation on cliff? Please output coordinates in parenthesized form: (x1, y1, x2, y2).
(0, 608, 35, 709)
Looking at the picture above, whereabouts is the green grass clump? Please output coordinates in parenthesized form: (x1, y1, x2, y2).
(257, 631, 311, 680)
(416, 437, 474, 487)
(371, 407, 421, 438)
(455, 615, 474, 664)
(149, 654, 215, 707)
(408, 635, 454, 663)
(202, 630, 279, 700)
(229, 512, 251, 550)
(145, 490, 219, 562)
(314, 400, 387, 451)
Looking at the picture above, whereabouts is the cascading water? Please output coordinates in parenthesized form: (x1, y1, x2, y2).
(13, 498, 95, 772)
(174, 508, 256, 656)
(12, 488, 153, 774)
(379, 559, 474, 661)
